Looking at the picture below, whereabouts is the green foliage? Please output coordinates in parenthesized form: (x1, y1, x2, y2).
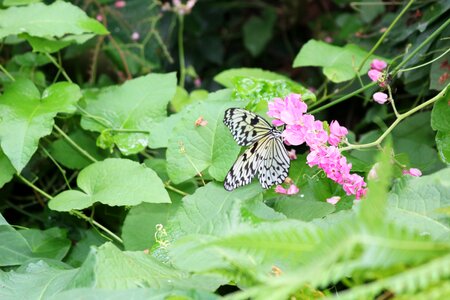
(1, 0, 449, 298)
(48, 158, 170, 211)
(0, 79, 81, 172)
(293, 39, 387, 82)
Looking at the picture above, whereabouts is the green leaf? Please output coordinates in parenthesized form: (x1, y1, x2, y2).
(147, 113, 182, 149)
(0, 214, 34, 266)
(122, 202, 181, 251)
(214, 68, 316, 104)
(12, 52, 51, 67)
(431, 93, 450, 132)
(243, 8, 276, 56)
(0, 1, 108, 41)
(3, 0, 41, 6)
(18, 228, 71, 261)
(293, 39, 386, 83)
(388, 167, 450, 227)
(436, 131, 450, 164)
(50, 288, 220, 300)
(0, 149, 15, 188)
(429, 34, 450, 90)
(48, 158, 170, 212)
(0, 260, 78, 300)
(166, 90, 241, 183)
(169, 182, 262, 236)
(22, 33, 95, 53)
(80, 73, 177, 155)
(0, 79, 81, 172)
(49, 129, 108, 170)
(64, 229, 107, 268)
(69, 242, 223, 291)
(273, 198, 335, 221)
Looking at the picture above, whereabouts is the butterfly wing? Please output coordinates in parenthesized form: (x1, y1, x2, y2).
(223, 136, 272, 191)
(257, 136, 290, 189)
(224, 108, 273, 146)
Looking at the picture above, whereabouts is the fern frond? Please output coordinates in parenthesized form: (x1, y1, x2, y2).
(330, 253, 450, 299)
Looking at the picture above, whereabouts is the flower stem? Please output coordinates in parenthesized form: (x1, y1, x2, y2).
(357, 0, 415, 72)
(397, 47, 450, 73)
(178, 14, 186, 88)
(387, 85, 400, 118)
(341, 84, 449, 151)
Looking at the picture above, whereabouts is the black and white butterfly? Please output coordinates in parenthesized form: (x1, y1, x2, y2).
(223, 108, 290, 191)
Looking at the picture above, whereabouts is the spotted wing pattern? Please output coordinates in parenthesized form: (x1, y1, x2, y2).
(223, 108, 290, 191)
(223, 108, 273, 146)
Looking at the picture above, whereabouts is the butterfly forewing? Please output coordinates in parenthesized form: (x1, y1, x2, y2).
(224, 108, 273, 146)
(223, 108, 290, 191)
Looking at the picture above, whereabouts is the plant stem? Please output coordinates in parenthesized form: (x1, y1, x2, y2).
(392, 17, 450, 75)
(16, 173, 53, 200)
(0, 64, 15, 81)
(16, 172, 123, 244)
(357, 0, 415, 72)
(178, 14, 186, 88)
(387, 85, 400, 118)
(164, 182, 189, 196)
(309, 82, 376, 114)
(45, 53, 73, 83)
(341, 84, 449, 151)
(53, 125, 98, 163)
(70, 210, 123, 244)
(397, 47, 450, 73)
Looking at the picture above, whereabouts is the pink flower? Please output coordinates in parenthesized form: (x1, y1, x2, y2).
(368, 163, 379, 180)
(194, 77, 202, 88)
(287, 149, 297, 160)
(115, 1, 126, 8)
(195, 116, 208, 127)
(371, 59, 387, 71)
(403, 168, 422, 177)
(368, 69, 382, 82)
(267, 94, 306, 126)
(328, 120, 348, 146)
(373, 92, 388, 104)
(324, 36, 333, 43)
(275, 183, 299, 195)
(326, 196, 341, 205)
(131, 32, 140, 41)
(96, 14, 103, 22)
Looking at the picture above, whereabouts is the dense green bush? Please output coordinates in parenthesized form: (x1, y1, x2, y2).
(0, 0, 449, 299)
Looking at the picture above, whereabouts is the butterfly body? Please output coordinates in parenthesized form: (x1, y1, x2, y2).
(223, 108, 290, 191)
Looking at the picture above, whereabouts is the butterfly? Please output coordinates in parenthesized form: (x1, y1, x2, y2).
(223, 108, 290, 191)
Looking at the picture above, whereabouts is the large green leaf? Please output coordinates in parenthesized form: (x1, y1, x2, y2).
(0, 1, 107, 52)
(0, 260, 78, 300)
(0, 79, 81, 172)
(431, 92, 450, 132)
(0, 214, 34, 266)
(0, 149, 15, 188)
(388, 167, 450, 227)
(18, 228, 71, 261)
(68, 242, 223, 291)
(166, 90, 241, 183)
(293, 39, 385, 83)
(169, 182, 262, 236)
(48, 158, 170, 212)
(80, 73, 177, 155)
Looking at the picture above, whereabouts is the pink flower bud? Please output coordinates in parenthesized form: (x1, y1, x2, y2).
(287, 149, 297, 160)
(287, 184, 299, 195)
(275, 185, 287, 194)
(131, 32, 140, 41)
(403, 168, 422, 177)
(368, 163, 379, 180)
(326, 196, 341, 205)
(373, 92, 388, 104)
(368, 69, 382, 82)
(115, 1, 126, 8)
(194, 77, 201, 88)
(96, 14, 103, 22)
(370, 59, 387, 71)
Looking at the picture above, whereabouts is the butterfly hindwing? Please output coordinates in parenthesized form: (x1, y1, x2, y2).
(223, 108, 290, 191)
(224, 108, 273, 146)
(257, 137, 290, 189)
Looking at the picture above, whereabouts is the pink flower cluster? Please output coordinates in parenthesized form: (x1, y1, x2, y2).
(268, 94, 367, 199)
(368, 59, 390, 104)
